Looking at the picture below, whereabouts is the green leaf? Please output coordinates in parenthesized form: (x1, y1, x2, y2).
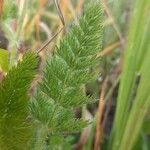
(0, 48, 9, 72)
(143, 119, 150, 134)
(133, 133, 149, 150)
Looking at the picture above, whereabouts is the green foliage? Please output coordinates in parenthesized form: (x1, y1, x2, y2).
(0, 52, 38, 150)
(143, 119, 150, 134)
(0, 49, 9, 72)
(29, 1, 103, 149)
(133, 133, 150, 150)
(2, 0, 17, 20)
(110, 0, 150, 150)
(1, 0, 29, 68)
(45, 135, 71, 150)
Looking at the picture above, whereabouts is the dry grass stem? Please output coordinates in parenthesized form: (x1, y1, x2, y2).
(94, 77, 109, 150)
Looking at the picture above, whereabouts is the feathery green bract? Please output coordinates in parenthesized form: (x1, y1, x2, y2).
(0, 52, 38, 150)
(30, 1, 103, 149)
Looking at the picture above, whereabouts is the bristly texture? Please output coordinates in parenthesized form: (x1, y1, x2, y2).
(30, 1, 103, 149)
(0, 52, 38, 150)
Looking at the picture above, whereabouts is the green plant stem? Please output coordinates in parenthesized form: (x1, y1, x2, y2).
(33, 125, 49, 150)
(119, 96, 150, 150)
(119, 48, 150, 150)
(9, 0, 28, 68)
(110, 0, 150, 149)
(9, 43, 18, 68)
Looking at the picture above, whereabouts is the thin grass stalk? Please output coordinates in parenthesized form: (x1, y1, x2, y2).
(119, 49, 150, 150)
(9, 0, 28, 67)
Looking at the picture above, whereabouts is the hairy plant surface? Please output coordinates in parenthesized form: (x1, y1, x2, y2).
(29, 1, 103, 149)
(0, 52, 38, 150)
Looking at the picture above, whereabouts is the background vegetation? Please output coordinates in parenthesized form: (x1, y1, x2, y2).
(0, 0, 149, 150)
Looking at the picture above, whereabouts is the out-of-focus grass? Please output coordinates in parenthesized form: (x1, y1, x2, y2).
(110, 0, 150, 150)
(0, 0, 85, 67)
